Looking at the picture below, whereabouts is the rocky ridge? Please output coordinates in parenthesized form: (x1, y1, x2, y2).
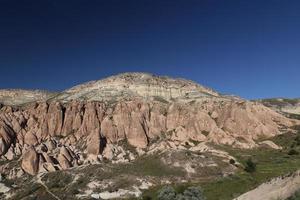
(51, 72, 220, 102)
(0, 89, 56, 106)
(257, 98, 300, 118)
(0, 73, 299, 177)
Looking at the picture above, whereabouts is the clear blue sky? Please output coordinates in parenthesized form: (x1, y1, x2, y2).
(0, 0, 299, 99)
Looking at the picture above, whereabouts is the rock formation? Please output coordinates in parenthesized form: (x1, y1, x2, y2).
(0, 73, 299, 175)
(257, 98, 300, 118)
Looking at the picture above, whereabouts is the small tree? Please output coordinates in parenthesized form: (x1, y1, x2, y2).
(244, 158, 256, 173)
(157, 186, 176, 200)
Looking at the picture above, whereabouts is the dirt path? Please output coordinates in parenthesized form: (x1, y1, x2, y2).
(36, 173, 61, 200)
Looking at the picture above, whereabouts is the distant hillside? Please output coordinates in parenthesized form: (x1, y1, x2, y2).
(0, 89, 56, 106)
(256, 98, 300, 119)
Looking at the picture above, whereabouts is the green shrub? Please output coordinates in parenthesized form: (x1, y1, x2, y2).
(229, 159, 235, 165)
(157, 186, 206, 200)
(142, 195, 152, 200)
(157, 186, 176, 200)
(244, 158, 256, 173)
(294, 136, 300, 146)
(179, 186, 206, 200)
(288, 149, 299, 155)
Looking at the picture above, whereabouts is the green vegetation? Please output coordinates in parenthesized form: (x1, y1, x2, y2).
(53, 154, 185, 199)
(111, 154, 185, 177)
(200, 135, 300, 200)
(244, 158, 256, 173)
(229, 159, 235, 165)
(156, 186, 206, 200)
(157, 186, 176, 200)
(287, 189, 300, 200)
(42, 171, 73, 190)
(286, 113, 300, 120)
(140, 129, 300, 200)
(9, 182, 44, 200)
(288, 148, 299, 155)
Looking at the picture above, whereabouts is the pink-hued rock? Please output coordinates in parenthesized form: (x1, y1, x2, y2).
(21, 147, 39, 175)
(24, 131, 39, 146)
(47, 102, 64, 137)
(1, 73, 300, 174)
(57, 153, 72, 170)
(86, 128, 102, 155)
(0, 121, 15, 156)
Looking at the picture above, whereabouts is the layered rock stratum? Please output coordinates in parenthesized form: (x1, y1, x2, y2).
(0, 72, 299, 177)
(0, 89, 55, 106)
(257, 98, 300, 118)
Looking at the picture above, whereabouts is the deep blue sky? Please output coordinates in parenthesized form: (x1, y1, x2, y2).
(0, 0, 299, 99)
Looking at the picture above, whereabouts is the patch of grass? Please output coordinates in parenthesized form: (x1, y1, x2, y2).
(140, 135, 300, 200)
(9, 182, 43, 200)
(202, 142, 300, 200)
(112, 154, 185, 177)
(285, 113, 300, 120)
(42, 171, 73, 191)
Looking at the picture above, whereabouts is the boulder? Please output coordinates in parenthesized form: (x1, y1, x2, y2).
(21, 147, 39, 175)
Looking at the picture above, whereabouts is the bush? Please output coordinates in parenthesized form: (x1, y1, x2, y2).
(157, 186, 206, 200)
(229, 159, 235, 165)
(244, 158, 256, 173)
(179, 186, 206, 200)
(294, 136, 300, 146)
(157, 186, 177, 200)
(142, 195, 152, 200)
(288, 149, 299, 155)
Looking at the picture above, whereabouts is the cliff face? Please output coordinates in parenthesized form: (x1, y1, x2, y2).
(0, 73, 299, 175)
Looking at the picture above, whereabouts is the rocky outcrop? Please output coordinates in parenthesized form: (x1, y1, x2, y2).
(21, 147, 39, 175)
(1, 99, 297, 160)
(86, 128, 103, 155)
(0, 121, 15, 156)
(0, 73, 299, 175)
(0, 89, 55, 106)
